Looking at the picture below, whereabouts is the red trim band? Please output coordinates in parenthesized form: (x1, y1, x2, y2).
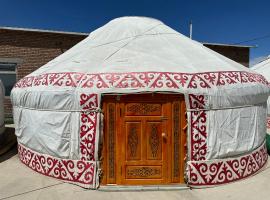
(18, 143, 96, 188)
(14, 71, 268, 89)
(80, 93, 98, 161)
(189, 94, 207, 161)
(187, 141, 268, 187)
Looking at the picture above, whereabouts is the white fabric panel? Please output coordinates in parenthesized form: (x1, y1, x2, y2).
(69, 111, 80, 159)
(11, 82, 269, 111)
(0, 80, 4, 135)
(252, 57, 270, 80)
(206, 103, 267, 159)
(31, 17, 251, 76)
(206, 84, 269, 110)
(13, 107, 76, 158)
(252, 59, 270, 115)
(11, 89, 79, 111)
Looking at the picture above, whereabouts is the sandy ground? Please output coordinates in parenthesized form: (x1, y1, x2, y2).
(0, 147, 269, 200)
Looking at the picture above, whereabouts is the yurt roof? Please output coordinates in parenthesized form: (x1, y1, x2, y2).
(253, 57, 270, 80)
(12, 17, 269, 108)
(32, 16, 251, 75)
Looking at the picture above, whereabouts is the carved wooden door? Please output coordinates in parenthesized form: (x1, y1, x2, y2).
(102, 94, 186, 185)
(118, 101, 169, 184)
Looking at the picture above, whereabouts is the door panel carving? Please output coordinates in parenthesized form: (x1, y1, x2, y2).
(126, 103, 161, 116)
(147, 122, 162, 160)
(107, 103, 116, 183)
(126, 122, 141, 160)
(126, 166, 162, 179)
(172, 102, 180, 182)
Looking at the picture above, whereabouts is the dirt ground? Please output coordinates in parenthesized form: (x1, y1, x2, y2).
(0, 146, 269, 200)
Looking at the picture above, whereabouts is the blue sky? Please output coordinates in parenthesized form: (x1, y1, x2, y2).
(1, 0, 269, 66)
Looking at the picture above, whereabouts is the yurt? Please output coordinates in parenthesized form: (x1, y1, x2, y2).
(11, 17, 269, 189)
(253, 57, 270, 154)
(0, 80, 4, 135)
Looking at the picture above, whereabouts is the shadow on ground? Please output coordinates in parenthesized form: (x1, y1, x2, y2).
(0, 127, 17, 162)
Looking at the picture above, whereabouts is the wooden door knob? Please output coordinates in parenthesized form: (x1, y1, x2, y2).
(162, 133, 167, 138)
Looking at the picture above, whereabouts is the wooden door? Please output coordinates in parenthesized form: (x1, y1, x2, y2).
(102, 94, 186, 185)
(119, 101, 169, 184)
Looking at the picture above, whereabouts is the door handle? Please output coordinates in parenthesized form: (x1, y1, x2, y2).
(162, 132, 167, 143)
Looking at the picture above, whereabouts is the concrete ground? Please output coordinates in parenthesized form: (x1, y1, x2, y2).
(0, 147, 269, 200)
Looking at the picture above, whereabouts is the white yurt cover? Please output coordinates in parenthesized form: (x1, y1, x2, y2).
(0, 80, 4, 135)
(11, 17, 269, 188)
(253, 57, 270, 152)
(253, 57, 270, 112)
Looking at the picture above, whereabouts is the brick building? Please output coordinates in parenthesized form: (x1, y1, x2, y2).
(0, 27, 251, 117)
(0, 27, 87, 117)
(203, 42, 251, 67)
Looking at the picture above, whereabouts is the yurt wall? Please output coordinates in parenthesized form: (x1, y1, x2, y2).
(252, 57, 270, 154)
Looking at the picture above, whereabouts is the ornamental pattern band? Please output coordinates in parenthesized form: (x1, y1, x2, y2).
(14, 71, 268, 89)
(18, 143, 96, 188)
(189, 94, 207, 161)
(187, 141, 268, 187)
(80, 93, 98, 161)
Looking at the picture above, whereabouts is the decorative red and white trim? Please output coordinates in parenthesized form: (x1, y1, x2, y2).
(18, 143, 96, 188)
(14, 71, 268, 89)
(14, 70, 269, 188)
(188, 94, 207, 161)
(187, 141, 268, 187)
(79, 93, 98, 161)
(267, 116, 270, 130)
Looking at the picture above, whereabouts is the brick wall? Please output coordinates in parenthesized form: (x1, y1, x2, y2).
(0, 29, 87, 117)
(204, 44, 250, 67)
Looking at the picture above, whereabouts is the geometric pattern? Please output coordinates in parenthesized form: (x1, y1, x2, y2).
(187, 141, 268, 187)
(79, 93, 98, 161)
(14, 71, 268, 90)
(188, 94, 207, 161)
(18, 143, 96, 189)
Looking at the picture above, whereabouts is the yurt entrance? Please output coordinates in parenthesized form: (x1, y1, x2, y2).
(101, 93, 187, 185)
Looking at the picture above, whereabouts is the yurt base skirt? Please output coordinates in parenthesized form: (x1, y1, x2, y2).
(187, 141, 268, 188)
(17, 142, 268, 189)
(17, 143, 98, 189)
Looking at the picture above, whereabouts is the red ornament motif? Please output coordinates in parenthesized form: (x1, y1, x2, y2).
(267, 117, 270, 129)
(18, 143, 96, 188)
(189, 94, 207, 161)
(14, 71, 269, 89)
(187, 142, 268, 187)
(80, 94, 98, 161)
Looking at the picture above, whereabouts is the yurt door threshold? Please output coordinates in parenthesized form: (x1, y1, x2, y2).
(101, 93, 187, 186)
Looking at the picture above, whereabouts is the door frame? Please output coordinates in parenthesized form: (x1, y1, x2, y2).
(101, 93, 187, 185)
